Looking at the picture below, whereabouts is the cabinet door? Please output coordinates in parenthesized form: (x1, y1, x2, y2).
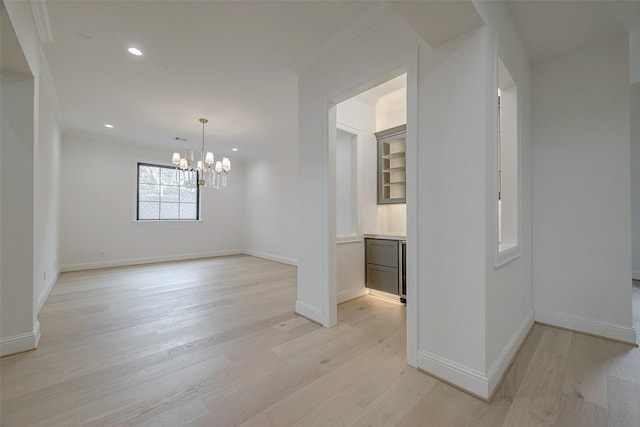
(366, 264, 399, 295)
(366, 239, 398, 268)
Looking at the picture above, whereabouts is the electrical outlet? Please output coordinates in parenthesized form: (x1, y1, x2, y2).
(99, 250, 105, 258)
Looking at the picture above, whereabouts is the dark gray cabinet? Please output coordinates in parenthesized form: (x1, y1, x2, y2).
(365, 238, 406, 301)
(376, 124, 406, 204)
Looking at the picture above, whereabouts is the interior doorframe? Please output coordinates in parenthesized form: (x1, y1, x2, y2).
(320, 48, 419, 367)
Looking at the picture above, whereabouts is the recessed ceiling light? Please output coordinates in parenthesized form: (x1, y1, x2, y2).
(128, 47, 142, 56)
(232, 148, 238, 152)
(104, 124, 114, 128)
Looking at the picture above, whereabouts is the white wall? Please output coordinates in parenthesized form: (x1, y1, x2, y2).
(416, 27, 489, 390)
(34, 81, 61, 311)
(1, 0, 62, 356)
(243, 141, 298, 266)
(59, 133, 245, 270)
(532, 36, 635, 343)
(335, 97, 377, 303)
(631, 31, 640, 279)
(471, 0, 534, 394)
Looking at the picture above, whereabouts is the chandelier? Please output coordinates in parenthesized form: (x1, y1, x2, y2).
(171, 118, 230, 189)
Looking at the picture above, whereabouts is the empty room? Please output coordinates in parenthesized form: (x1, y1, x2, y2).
(2, 1, 640, 425)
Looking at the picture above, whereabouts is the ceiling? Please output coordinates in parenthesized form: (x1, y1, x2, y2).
(506, 0, 640, 65)
(38, 1, 640, 157)
(42, 0, 385, 157)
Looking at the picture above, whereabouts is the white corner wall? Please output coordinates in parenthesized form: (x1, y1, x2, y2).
(532, 36, 636, 344)
(243, 140, 298, 266)
(59, 133, 245, 270)
(631, 31, 640, 280)
(34, 81, 61, 312)
(1, 0, 62, 356)
(473, 0, 534, 396)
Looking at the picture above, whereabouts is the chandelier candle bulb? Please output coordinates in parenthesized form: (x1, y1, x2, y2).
(179, 158, 188, 170)
(172, 152, 181, 165)
(222, 157, 231, 173)
(205, 152, 214, 166)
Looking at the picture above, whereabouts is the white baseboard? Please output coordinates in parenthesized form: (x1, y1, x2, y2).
(295, 300, 323, 325)
(60, 250, 243, 272)
(337, 287, 369, 304)
(37, 270, 60, 314)
(633, 270, 640, 280)
(1, 321, 40, 357)
(243, 250, 297, 266)
(487, 310, 534, 396)
(417, 349, 490, 399)
(535, 309, 637, 345)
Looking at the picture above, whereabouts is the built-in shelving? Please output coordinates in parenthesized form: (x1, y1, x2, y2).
(376, 124, 406, 204)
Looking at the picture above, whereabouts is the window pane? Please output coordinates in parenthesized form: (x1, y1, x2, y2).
(179, 203, 197, 220)
(137, 163, 199, 220)
(160, 185, 179, 203)
(139, 165, 160, 184)
(160, 202, 179, 219)
(180, 186, 198, 203)
(161, 168, 179, 185)
(139, 201, 159, 220)
(139, 183, 160, 201)
(180, 170, 197, 187)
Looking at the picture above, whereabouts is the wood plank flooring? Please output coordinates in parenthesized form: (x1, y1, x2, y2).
(1, 256, 639, 426)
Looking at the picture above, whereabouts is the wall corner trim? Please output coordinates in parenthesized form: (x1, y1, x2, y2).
(37, 270, 61, 314)
(295, 300, 323, 325)
(1, 321, 41, 357)
(487, 310, 534, 397)
(417, 349, 490, 399)
(29, 0, 53, 44)
(534, 309, 637, 345)
(243, 250, 297, 266)
(337, 287, 369, 304)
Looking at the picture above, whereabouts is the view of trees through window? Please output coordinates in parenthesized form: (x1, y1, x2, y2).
(137, 163, 199, 220)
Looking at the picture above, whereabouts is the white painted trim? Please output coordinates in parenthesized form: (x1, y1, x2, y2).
(37, 269, 60, 314)
(487, 310, 534, 395)
(291, 2, 395, 74)
(417, 349, 490, 399)
(337, 287, 369, 304)
(60, 250, 243, 272)
(1, 321, 40, 357)
(336, 236, 362, 244)
(633, 270, 640, 280)
(243, 250, 297, 266)
(295, 300, 323, 324)
(535, 309, 637, 345)
(29, 0, 53, 44)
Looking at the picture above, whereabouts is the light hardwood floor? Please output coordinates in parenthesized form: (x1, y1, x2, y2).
(1, 256, 639, 426)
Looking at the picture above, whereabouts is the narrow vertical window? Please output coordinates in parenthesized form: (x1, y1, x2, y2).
(497, 58, 520, 264)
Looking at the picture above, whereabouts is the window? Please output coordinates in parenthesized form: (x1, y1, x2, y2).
(497, 58, 520, 265)
(137, 163, 199, 220)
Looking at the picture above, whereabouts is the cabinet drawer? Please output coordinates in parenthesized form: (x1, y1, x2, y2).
(366, 264, 399, 295)
(365, 239, 398, 267)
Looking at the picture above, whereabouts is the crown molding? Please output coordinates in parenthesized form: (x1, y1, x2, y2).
(30, 0, 53, 44)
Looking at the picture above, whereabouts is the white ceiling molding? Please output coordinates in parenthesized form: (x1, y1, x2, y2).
(30, 0, 53, 44)
(290, 1, 394, 75)
(391, 0, 484, 49)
